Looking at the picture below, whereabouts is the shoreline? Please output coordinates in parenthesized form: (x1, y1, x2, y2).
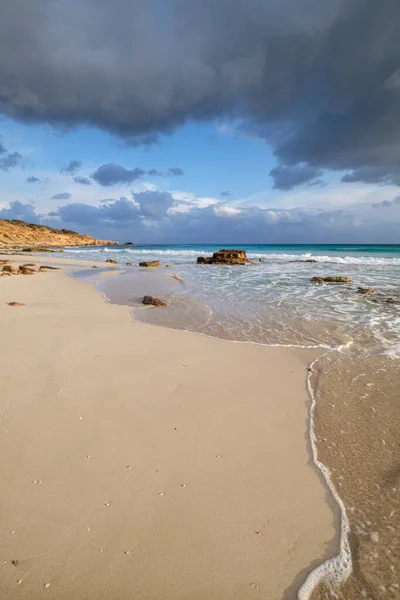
(0, 255, 337, 599)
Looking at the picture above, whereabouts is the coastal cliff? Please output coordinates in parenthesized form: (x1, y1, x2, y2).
(0, 219, 116, 248)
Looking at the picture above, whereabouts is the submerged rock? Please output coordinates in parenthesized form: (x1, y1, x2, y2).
(139, 260, 161, 267)
(291, 259, 317, 263)
(105, 259, 118, 264)
(126, 262, 133, 266)
(311, 276, 352, 284)
(197, 249, 253, 265)
(142, 295, 167, 307)
(357, 287, 376, 294)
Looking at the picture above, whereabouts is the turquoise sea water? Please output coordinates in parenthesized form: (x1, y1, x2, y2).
(65, 243, 400, 357)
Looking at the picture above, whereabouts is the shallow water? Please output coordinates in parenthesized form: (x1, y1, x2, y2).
(69, 244, 400, 599)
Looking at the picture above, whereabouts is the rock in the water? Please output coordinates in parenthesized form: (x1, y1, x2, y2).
(197, 249, 252, 265)
(139, 260, 161, 267)
(291, 259, 317, 263)
(2, 264, 19, 274)
(357, 287, 376, 294)
(105, 259, 118, 264)
(126, 262, 133, 266)
(142, 295, 167, 307)
(92, 266, 98, 268)
(8, 301, 23, 306)
(166, 264, 173, 268)
(124, 241, 135, 246)
(311, 276, 352, 284)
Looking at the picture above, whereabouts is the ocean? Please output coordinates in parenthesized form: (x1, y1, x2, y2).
(64, 243, 400, 599)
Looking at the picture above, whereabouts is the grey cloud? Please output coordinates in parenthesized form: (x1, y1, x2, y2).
(73, 176, 91, 185)
(269, 164, 324, 190)
(61, 160, 81, 174)
(92, 164, 145, 186)
(51, 192, 72, 199)
(0, 200, 39, 222)
(168, 168, 184, 177)
(55, 197, 139, 226)
(26, 176, 41, 183)
(220, 191, 232, 197)
(372, 196, 400, 208)
(0, 151, 22, 171)
(0, 141, 6, 154)
(1, 0, 400, 185)
(133, 191, 174, 218)
(342, 167, 400, 186)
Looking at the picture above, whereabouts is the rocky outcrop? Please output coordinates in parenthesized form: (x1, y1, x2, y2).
(105, 259, 118, 264)
(142, 295, 167, 307)
(197, 249, 253, 265)
(312, 276, 352, 284)
(357, 287, 376, 294)
(139, 260, 161, 267)
(0, 218, 116, 249)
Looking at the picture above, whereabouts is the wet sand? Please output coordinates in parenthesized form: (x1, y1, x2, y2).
(310, 351, 400, 600)
(0, 256, 335, 600)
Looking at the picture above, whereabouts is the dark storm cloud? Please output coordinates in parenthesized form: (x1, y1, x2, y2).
(73, 176, 91, 185)
(26, 176, 41, 183)
(0, 151, 22, 171)
(92, 164, 145, 186)
(1, 1, 400, 185)
(61, 160, 81, 174)
(51, 192, 72, 199)
(269, 165, 324, 190)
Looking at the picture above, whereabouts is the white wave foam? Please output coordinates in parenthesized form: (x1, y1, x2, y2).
(247, 253, 400, 266)
(298, 342, 353, 599)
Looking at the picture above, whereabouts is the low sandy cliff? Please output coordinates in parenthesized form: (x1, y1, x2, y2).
(0, 218, 116, 248)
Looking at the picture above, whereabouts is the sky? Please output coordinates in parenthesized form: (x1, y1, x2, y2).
(0, 0, 400, 244)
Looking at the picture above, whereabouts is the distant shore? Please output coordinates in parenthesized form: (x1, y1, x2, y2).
(0, 254, 335, 599)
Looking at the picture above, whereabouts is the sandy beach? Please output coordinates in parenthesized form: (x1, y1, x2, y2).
(0, 256, 336, 599)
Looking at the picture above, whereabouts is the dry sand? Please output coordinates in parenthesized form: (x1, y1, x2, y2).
(0, 256, 336, 599)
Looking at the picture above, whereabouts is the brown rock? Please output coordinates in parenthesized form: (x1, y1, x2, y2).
(311, 276, 352, 284)
(38, 265, 60, 271)
(2, 264, 19, 274)
(1, 272, 12, 277)
(20, 267, 36, 275)
(142, 295, 167, 307)
(21, 263, 37, 267)
(357, 287, 376, 294)
(105, 259, 118, 264)
(197, 249, 252, 265)
(126, 262, 133, 266)
(291, 259, 317, 263)
(139, 260, 161, 267)
(0, 259, 11, 264)
(8, 302, 23, 307)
